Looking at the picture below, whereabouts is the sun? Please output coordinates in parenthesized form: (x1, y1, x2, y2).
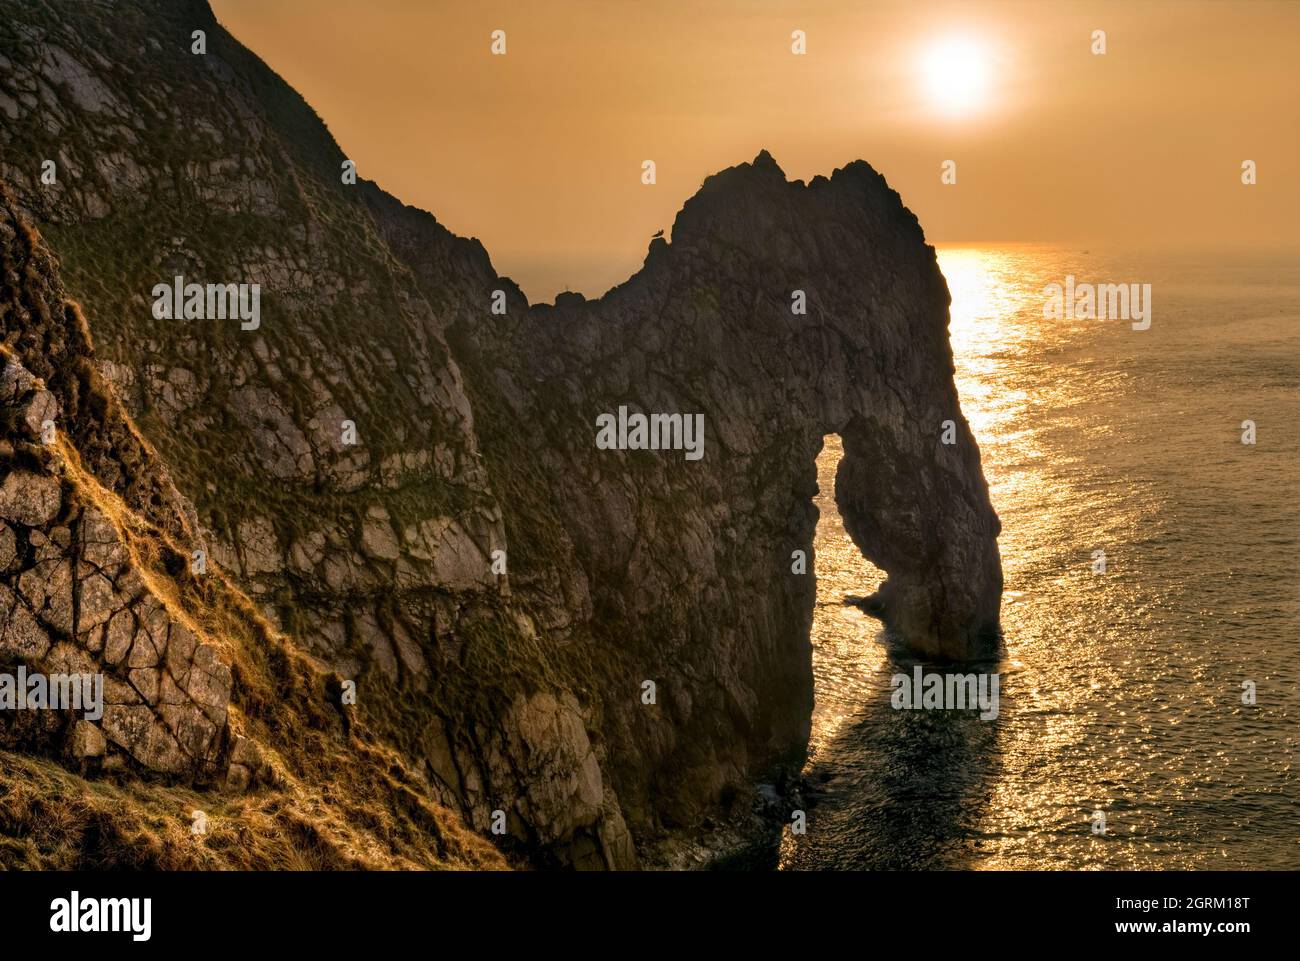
(920, 36, 993, 118)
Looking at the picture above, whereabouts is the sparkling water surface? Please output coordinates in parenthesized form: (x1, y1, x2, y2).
(778, 245, 1300, 870)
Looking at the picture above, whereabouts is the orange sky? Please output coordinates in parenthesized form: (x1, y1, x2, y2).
(212, 0, 1300, 301)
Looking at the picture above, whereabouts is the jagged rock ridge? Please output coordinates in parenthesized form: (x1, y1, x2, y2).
(0, 0, 1001, 868)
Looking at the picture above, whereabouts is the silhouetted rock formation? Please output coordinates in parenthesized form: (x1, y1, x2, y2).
(0, 0, 1000, 868)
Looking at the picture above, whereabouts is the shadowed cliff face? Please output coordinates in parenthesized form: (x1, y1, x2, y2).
(422, 151, 1004, 836)
(0, 0, 1000, 868)
(453, 150, 1003, 666)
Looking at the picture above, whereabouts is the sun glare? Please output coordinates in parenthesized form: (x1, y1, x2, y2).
(920, 36, 992, 117)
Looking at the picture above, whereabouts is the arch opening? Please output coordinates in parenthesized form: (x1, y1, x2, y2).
(807, 433, 889, 756)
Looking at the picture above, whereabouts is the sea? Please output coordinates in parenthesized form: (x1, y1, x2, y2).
(778, 245, 1300, 870)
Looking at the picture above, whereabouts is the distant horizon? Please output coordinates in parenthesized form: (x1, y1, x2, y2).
(495, 234, 1300, 307)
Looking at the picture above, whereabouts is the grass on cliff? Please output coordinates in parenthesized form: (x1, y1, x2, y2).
(0, 269, 506, 870)
(0, 748, 502, 870)
(0, 434, 509, 871)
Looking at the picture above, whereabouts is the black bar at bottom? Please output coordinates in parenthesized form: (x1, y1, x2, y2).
(0, 869, 1285, 948)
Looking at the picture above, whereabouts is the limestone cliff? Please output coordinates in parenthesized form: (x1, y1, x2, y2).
(0, 0, 1000, 868)
(0, 188, 504, 869)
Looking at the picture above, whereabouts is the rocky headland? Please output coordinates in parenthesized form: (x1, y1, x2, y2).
(0, 0, 1000, 869)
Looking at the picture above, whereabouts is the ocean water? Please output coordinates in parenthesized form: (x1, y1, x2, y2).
(779, 245, 1300, 870)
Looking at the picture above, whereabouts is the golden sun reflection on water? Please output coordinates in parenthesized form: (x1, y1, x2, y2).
(939, 246, 1038, 453)
(787, 243, 1300, 870)
(786, 245, 1075, 870)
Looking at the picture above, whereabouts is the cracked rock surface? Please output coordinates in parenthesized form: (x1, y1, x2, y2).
(0, 205, 232, 780)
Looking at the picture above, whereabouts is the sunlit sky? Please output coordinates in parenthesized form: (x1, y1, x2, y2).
(212, 0, 1299, 301)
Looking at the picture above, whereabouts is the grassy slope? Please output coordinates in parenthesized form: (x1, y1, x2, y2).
(0, 189, 507, 871)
